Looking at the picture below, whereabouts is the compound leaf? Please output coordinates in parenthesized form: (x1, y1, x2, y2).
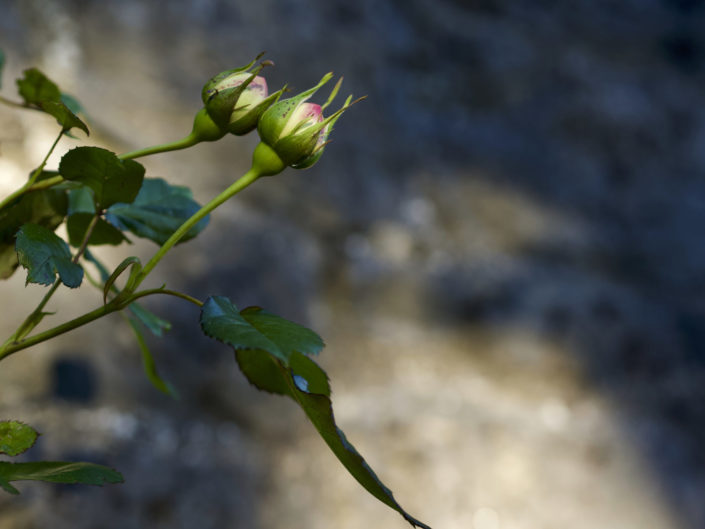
(15, 223, 82, 287)
(0, 421, 39, 457)
(105, 178, 209, 245)
(199, 295, 431, 529)
(0, 461, 123, 494)
(59, 147, 144, 209)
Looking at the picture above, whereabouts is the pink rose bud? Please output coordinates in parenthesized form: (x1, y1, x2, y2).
(199, 56, 285, 137)
(254, 73, 363, 174)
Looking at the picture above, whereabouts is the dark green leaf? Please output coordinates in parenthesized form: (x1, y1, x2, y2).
(200, 296, 323, 364)
(16, 68, 61, 106)
(41, 100, 89, 135)
(127, 317, 176, 397)
(234, 349, 293, 395)
(15, 68, 87, 134)
(200, 296, 431, 528)
(15, 224, 82, 287)
(67, 214, 127, 247)
(0, 461, 123, 494)
(0, 421, 39, 456)
(105, 178, 208, 245)
(59, 147, 145, 210)
(128, 302, 171, 337)
(241, 306, 324, 358)
(0, 187, 68, 279)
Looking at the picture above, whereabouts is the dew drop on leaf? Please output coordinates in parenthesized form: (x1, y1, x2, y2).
(293, 375, 309, 392)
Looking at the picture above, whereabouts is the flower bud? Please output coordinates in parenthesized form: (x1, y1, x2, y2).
(255, 73, 362, 172)
(201, 56, 285, 136)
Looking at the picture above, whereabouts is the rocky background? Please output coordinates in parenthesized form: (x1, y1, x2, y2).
(1, 0, 705, 528)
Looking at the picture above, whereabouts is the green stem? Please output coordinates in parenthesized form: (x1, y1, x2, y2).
(0, 129, 63, 211)
(135, 288, 204, 308)
(118, 132, 200, 161)
(0, 95, 35, 110)
(26, 174, 64, 192)
(0, 303, 114, 361)
(134, 167, 261, 285)
(0, 287, 202, 361)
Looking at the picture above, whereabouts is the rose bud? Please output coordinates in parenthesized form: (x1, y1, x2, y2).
(201, 56, 285, 136)
(252, 73, 362, 175)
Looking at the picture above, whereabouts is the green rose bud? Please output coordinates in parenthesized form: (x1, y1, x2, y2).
(201, 56, 286, 136)
(253, 73, 362, 175)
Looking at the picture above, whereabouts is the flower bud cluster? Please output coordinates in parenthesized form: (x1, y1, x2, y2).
(193, 55, 362, 175)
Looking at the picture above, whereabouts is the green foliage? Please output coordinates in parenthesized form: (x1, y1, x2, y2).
(0, 461, 123, 495)
(200, 296, 323, 364)
(0, 49, 4, 89)
(0, 187, 68, 279)
(200, 296, 429, 529)
(15, 224, 83, 287)
(105, 177, 209, 245)
(0, 421, 38, 456)
(0, 419, 123, 495)
(0, 53, 431, 527)
(67, 188, 127, 246)
(16, 68, 88, 135)
(59, 147, 144, 209)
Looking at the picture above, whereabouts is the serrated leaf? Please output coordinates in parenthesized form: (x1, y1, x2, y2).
(105, 178, 209, 245)
(0, 461, 123, 494)
(59, 147, 145, 210)
(127, 317, 176, 397)
(16, 68, 61, 106)
(200, 296, 323, 364)
(200, 296, 431, 529)
(15, 68, 87, 134)
(0, 421, 39, 456)
(15, 224, 83, 287)
(41, 100, 89, 135)
(0, 187, 68, 279)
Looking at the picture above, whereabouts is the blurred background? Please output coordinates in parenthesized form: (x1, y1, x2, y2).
(1, 0, 705, 528)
